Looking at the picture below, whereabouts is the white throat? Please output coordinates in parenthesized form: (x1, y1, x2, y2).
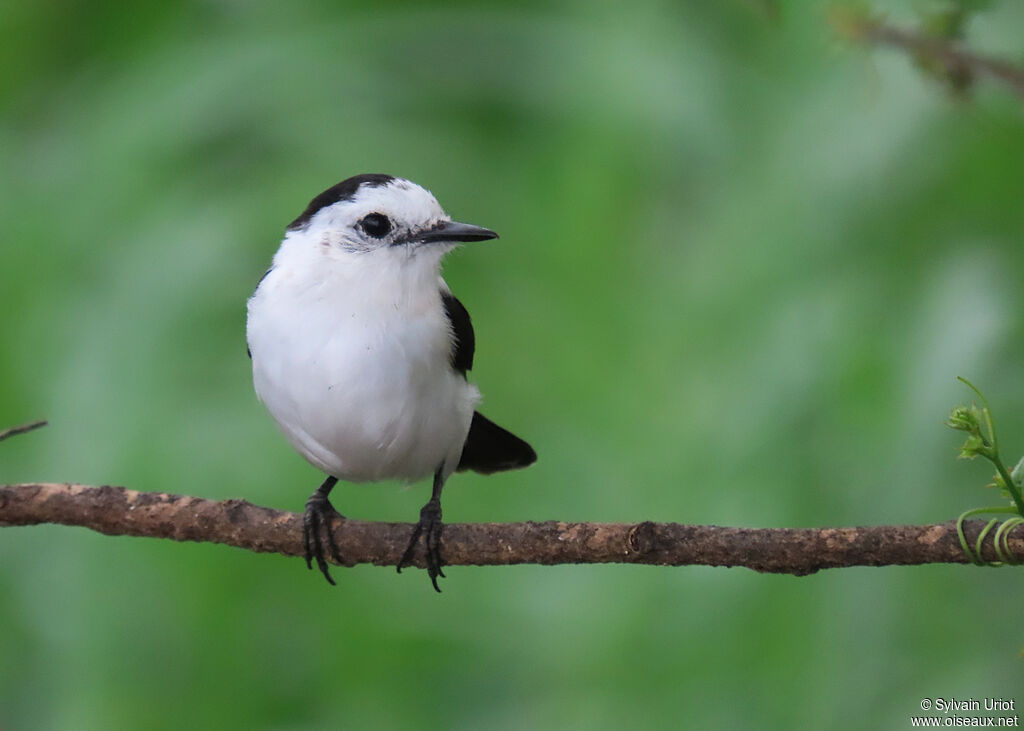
(247, 231, 478, 483)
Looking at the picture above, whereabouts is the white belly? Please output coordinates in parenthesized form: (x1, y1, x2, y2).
(247, 269, 479, 483)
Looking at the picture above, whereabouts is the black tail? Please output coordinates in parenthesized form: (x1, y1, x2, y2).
(457, 412, 537, 474)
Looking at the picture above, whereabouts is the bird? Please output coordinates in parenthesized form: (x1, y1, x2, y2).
(246, 174, 536, 591)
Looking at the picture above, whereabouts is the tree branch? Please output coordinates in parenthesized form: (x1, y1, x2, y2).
(0, 420, 48, 443)
(2, 483, 1022, 573)
(833, 11, 1024, 101)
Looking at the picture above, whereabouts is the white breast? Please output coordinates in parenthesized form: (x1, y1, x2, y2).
(246, 253, 479, 483)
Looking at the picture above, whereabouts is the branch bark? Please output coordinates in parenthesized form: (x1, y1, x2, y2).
(2, 483, 1022, 574)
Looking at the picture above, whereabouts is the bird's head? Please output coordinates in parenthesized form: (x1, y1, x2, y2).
(281, 174, 498, 268)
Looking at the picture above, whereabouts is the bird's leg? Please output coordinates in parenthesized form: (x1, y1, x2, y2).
(397, 467, 447, 592)
(303, 475, 344, 585)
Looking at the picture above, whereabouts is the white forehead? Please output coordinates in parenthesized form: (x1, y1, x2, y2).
(356, 178, 445, 219)
(317, 178, 446, 230)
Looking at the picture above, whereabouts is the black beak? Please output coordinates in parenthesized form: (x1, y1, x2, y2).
(412, 220, 499, 244)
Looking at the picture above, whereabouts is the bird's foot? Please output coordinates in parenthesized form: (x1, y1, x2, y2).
(397, 497, 445, 592)
(303, 491, 345, 585)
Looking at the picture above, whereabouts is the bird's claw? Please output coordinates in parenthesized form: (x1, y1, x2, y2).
(303, 492, 344, 585)
(397, 497, 445, 592)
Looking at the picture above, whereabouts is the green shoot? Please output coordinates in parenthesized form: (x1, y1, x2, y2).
(947, 377, 1024, 566)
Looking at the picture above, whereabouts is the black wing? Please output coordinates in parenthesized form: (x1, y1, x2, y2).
(442, 291, 536, 473)
(458, 411, 537, 474)
(441, 291, 475, 375)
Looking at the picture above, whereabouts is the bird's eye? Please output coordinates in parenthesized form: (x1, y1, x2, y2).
(359, 213, 392, 238)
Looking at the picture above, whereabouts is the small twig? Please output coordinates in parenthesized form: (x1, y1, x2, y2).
(2, 483, 1023, 573)
(833, 10, 1024, 102)
(864, 22, 1024, 100)
(0, 420, 48, 444)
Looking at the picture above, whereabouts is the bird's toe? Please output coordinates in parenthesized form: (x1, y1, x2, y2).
(303, 492, 344, 585)
(397, 497, 445, 592)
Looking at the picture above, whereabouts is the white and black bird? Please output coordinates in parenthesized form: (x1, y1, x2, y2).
(246, 174, 536, 591)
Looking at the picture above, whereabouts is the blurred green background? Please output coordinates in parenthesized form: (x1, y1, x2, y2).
(3, 1, 1023, 728)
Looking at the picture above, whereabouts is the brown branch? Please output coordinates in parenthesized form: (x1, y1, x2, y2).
(0, 420, 48, 443)
(833, 11, 1024, 101)
(2, 483, 1023, 573)
(867, 24, 1024, 100)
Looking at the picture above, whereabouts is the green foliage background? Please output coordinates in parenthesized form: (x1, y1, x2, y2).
(2, 1, 1023, 728)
